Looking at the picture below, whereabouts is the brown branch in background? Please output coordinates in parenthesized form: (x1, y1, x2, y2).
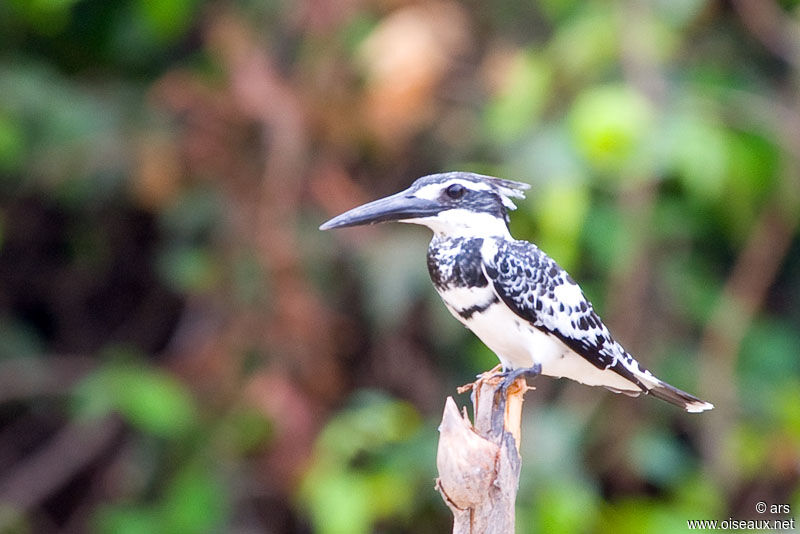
(699, 196, 798, 484)
(0, 416, 123, 522)
(731, 0, 800, 71)
(699, 0, 800, 485)
(617, 0, 668, 103)
(147, 9, 349, 496)
(436, 375, 528, 534)
(609, 0, 669, 356)
(211, 11, 344, 395)
(0, 356, 95, 404)
(0, 356, 114, 529)
(577, 0, 663, 421)
(161, 11, 346, 491)
(602, 183, 659, 359)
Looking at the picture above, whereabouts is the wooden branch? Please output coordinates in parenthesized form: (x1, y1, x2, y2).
(435, 373, 528, 534)
(0, 415, 123, 515)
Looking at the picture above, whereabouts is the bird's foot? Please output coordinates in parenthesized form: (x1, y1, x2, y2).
(490, 363, 541, 436)
(497, 363, 542, 392)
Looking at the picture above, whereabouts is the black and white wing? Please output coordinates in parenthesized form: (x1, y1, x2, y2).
(481, 239, 713, 412)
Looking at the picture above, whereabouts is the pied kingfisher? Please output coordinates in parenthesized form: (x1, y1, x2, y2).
(320, 172, 713, 413)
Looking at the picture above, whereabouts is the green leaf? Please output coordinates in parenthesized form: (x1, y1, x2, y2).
(136, 0, 199, 42)
(0, 114, 25, 172)
(161, 462, 228, 534)
(157, 245, 220, 293)
(724, 424, 769, 479)
(652, 0, 708, 29)
(537, 0, 579, 21)
(738, 318, 800, 394)
(94, 505, 160, 534)
(600, 498, 688, 534)
(365, 469, 415, 521)
(466, 336, 502, 374)
(485, 49, 553, 144)
(297, 392, 425, 534)
(304, 473, 372, 534)
(771, 381, 800, 440)
(629, 428, 693, 487)
(535, 478, 599, 534)
(720, 131, 780, 240)
(668, 113, 731, 203)
(74, 359, 198, 438)
(569, 85, 655, 174)
(222, 405, 274, 454)
(582, 201, 631, 274)
(530, 180, 590, 272)
(671, 473, 725, 519)
(661, 254, 721, 324)
(547, 5, 618, 81)
(6, 0, 80, 35)
(314, 391, 421, 459)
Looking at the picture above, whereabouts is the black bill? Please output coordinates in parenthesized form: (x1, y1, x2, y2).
(319, 190, 440, 230)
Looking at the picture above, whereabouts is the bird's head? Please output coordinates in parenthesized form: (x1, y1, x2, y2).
(319, 172, 530, 237)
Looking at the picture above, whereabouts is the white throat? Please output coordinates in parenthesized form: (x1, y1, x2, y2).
(402, 209, 512, 239)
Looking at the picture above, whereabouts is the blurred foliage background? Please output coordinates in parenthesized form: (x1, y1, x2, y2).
(0, 0, 799, 532)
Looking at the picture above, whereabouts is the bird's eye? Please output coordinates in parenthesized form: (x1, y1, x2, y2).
(445, 183, 466, 200)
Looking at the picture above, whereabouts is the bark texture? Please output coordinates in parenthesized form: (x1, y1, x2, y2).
(436, 373, 527, 534)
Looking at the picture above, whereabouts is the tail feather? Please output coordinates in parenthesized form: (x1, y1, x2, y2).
(648, 381, 714, 413)
(605, 354, 713, 413)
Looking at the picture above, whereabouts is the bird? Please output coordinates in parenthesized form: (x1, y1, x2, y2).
(320, 171, 713, 413)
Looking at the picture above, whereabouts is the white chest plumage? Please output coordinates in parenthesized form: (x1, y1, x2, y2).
(438, 283, 558, 368)
(429, 236, 641, 392)
(436, 283, 638, 391)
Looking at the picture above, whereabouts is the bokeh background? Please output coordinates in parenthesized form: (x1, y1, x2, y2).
(1, 0, 799, 532)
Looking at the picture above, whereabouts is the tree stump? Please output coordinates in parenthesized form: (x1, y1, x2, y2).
(435, 372, 529, 534)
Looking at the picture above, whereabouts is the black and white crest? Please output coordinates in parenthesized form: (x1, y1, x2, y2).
(320, 172, 713, 413)
(403, 172, 530, 232)
(408, 172, 530, 211)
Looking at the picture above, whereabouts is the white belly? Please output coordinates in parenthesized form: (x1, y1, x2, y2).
(438, 286, 639, 392)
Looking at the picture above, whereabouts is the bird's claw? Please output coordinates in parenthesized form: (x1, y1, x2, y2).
(489, 363, 541, 436)
(497, 363, 542, 392)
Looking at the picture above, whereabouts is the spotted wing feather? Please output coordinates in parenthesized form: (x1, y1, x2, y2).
(482, 240, 649, 391)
